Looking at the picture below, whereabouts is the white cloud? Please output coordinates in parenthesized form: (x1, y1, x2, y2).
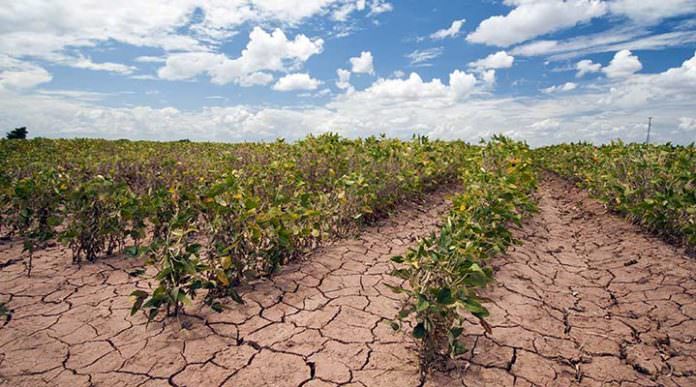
(0, 56, 52, 89)
(511, 27, 696, 60)
(336, 68, 352, 89)
(678, 117, 696, 131)
(272, 73, 322, 91)
(609, 0, 696, 24)
(238, 72, 274, 87)
(336, 70, 477, 102)
(405, 47, 444, 66)
(70, 56, 136, 74)
(603, 49, 642, 78)
(576, 59, 602, 77)
(350, 51, 374, 74)
(392, 70, 406, 78)
(469, 51, 515, 70)
(531, 118, 561, 130)
(543, 82, 578, 93)
(134, 56, 166, 63)
(0, 1, 375, 57)
(2, 52, 696, 147)
(430, 19, 466, 40)
(648, 50, 696, 89)
(467, 0, 607, 47)
(448, 70, 477, 98)
(482, 69, 497, 85)
(157, 27, 323, 85)
(0, 0, 385, 78)
(368, 0, 393, 15)
(361, 73, 448, 99)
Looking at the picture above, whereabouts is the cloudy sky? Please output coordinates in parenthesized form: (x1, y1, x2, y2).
(1, 0, 695, 145)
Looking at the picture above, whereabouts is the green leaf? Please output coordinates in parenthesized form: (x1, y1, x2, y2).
(436, 287, 453, 305)
(412, 322, 426, 339)
(125, 246, 140, 257)
(416, 297, 430, 312)
(227, 288, 245, 304)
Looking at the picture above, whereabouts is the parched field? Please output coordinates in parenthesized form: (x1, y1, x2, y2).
(0, 137, 694, 386)
(0, 183, 456, 386)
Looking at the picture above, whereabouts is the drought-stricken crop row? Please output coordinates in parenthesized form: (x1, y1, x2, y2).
(389, 136, 537, 376)
(535, 142, 695, 250)
(0, 134, 475, 318)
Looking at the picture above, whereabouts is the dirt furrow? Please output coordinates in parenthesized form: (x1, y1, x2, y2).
(429, 174, 696, 386)
(0, 187, 456, 387)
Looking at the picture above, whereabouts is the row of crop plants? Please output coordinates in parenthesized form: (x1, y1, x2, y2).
(389, 136, 538, 378)
(0, 134, 476, 319)
(535, 142, 695, 250)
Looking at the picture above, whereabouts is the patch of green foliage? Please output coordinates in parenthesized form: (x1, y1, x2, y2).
(0, 301, 11, 326)
(536, 142, 695, 249)
(389, 136, 537, 376)
(0, 134, 477, 320)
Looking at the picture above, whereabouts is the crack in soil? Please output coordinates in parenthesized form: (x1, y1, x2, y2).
(0, 186, 456, 387)
(2, 174, 695, 387)
(426, 174, 696, 386)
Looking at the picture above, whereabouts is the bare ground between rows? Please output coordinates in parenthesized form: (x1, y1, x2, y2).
(427, 173, 696, 387)
(2, 174, 696, 387)
(0, 186, 458, 387)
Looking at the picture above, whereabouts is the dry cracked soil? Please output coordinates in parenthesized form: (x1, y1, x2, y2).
(0, 174, 695, 387)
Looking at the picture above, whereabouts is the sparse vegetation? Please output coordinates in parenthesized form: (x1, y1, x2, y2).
(389, 136, 537, 376)
(0, 134, 475, 317)
(536, 142, 695, 249)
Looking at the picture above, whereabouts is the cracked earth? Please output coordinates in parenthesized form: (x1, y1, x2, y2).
(1, 174, 695, 387)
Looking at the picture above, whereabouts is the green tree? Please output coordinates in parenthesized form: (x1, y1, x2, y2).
(6, 127, 28, 140)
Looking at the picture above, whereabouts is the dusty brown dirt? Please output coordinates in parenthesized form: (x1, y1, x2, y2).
(428, 174, 696, 386)
(1, 174, 695, 387)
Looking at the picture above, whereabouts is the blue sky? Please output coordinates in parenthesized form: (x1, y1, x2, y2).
(1, 0, 695, 145)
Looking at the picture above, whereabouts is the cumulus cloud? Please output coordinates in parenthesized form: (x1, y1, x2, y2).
(430, 19, 466, 40)
(238, 72, 275, 87)
(4, 53, 696, 146)
(350, 51, 374, 74)
(467, 0, 607, 47)
(0, 0, 390, 81)
(542, 82, 578, 93)
(448, 70, 478, 98)
(603, 49, 642, 78)
(336, 68, 352, 89)
(0, 1, 381, 58)
(576, 59, 602, 77)
(348, 70, 477, 101)
(482, 69, 497, 85)
(157, 27, 323, 85)
(360, 73, 449, 99)
(272, 73, 322, 91)
(0, 56, 52, 89)
(609, 0, 696, 24)
(469, 51, 515, 70)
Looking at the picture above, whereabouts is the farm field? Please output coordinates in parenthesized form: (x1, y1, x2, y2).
(0, 137, 694, 386)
